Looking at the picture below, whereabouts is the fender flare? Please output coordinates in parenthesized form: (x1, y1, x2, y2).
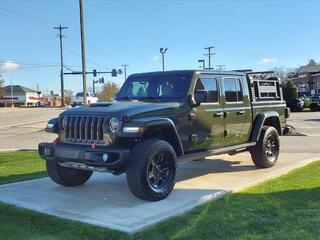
(250, 111, 281, 142)
(121, 117, 184, 155)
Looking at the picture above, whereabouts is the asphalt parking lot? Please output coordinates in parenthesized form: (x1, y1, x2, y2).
(0, 108, 319, 233)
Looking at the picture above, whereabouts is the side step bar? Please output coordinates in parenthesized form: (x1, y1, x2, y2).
(177, 142, 256, 162)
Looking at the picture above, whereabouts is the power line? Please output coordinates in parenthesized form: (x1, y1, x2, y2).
(63, 47, 108, 69)
(0, 60, 58, 67)
(1, 7, 123, 71)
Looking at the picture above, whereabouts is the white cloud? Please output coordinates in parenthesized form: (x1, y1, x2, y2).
(258, 57, 278, 65)
(0, 60, 19, 72)
(152, 55, 160, 61)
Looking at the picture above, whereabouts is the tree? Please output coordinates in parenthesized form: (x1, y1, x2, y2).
(64, 89, 73, 105)
(307, 59, 317, 66)
(282, 80, 298, 99)
(98, 81, 119, 101)
(271, 67, 295, 81)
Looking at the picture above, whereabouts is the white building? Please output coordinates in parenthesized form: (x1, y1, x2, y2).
(0, 85, 42, 107)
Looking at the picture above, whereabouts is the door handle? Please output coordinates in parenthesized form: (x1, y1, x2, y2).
(237, 110, 245, 115)
(213, 112, 224, 117)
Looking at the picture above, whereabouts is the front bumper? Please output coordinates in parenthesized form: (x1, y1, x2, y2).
(38, 142, 130, 171)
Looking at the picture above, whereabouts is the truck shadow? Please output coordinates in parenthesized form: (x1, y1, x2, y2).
(176, 158, 257, 182)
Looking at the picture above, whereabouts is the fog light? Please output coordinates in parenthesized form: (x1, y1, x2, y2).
(102, 153, 109, 162)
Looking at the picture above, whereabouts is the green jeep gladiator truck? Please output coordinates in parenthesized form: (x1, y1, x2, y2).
(39, 70, 290, 201)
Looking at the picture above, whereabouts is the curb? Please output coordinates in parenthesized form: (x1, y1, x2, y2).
(0, 120, 48, 130)
(0, 148, 37, 152)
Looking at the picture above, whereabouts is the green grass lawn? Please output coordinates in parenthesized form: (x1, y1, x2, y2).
(0, 151, 319, 240)
(0, 151, 46, 185)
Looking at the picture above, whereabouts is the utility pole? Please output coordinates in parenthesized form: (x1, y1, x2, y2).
(54, 24, 68, 107)
(198, 59, 205, 70)
(204, 46, 215, 70)
(93, 79, 97, 96)
(10, 79, 13, 108)
(122, 64, 129, 80)
(160, 48, 168, 71)
(79, 0, 87, 105)
(215, 65, 226, 71)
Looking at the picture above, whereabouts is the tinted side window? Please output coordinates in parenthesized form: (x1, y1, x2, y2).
(224, 78, 243, 102)
(195, 78, 219, 102)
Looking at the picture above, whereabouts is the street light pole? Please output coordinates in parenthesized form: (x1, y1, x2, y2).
(160, 48, 168, 71)
(79, 0, 87, 105)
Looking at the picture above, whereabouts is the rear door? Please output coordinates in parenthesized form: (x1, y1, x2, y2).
(189, 76, 225, 151)
(222, 76, 252, 145)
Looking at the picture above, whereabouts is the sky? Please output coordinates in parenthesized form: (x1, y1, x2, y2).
(0, 0, 319, 94)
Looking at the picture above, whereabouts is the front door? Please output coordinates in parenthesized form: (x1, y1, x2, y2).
(221, 76, 252, 145)
(188, 76, 225, 151)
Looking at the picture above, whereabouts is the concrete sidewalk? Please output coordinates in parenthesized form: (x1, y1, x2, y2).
(0, 152, 318, 234)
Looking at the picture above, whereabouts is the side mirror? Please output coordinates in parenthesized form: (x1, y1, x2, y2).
(194, 90, 207, 103)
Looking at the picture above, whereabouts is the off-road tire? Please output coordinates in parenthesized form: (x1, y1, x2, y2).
(126, 139, 177, 201)
(250, 126, 280, 168)
(46, 160, 93, 186)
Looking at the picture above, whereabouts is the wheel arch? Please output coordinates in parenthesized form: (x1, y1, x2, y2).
(126, 117, 184, 156)
(250, 112, 281, 142)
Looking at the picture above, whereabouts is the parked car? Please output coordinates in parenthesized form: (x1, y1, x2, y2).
(309, 96, 320, 111)
(303, 96, 312, 108)
(39, 70, 289, 201)
(285, 98, 304, 112)
(71, 92, 98, 107)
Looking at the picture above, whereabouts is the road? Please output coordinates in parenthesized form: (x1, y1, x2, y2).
(286, 111, 320, 136)
(0, 108, 64, 129)
(0, 108, 64, 150)
(0, 109, 319, 150)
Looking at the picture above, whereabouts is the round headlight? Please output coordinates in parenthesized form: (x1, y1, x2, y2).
(109, 117, 121, 133)
(61, 117, 68, 129)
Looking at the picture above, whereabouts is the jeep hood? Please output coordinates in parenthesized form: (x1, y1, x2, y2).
(60, 101, 183, 118)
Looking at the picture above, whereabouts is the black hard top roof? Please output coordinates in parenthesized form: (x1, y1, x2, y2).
(129, 70, 246, 78)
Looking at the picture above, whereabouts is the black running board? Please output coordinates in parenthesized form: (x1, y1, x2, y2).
(177, 142, 256, 162)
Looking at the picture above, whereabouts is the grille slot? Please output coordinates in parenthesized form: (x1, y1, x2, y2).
(63, 116, 107, 144)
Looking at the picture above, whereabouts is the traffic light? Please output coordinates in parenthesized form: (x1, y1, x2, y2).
(99, 77, 104, 84)
(93, 69, 97, 77)
(111, 69, 117, 77)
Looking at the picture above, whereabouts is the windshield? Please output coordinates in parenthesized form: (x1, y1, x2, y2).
(116, 73, 193, 102)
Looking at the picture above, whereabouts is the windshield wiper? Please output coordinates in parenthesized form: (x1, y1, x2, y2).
(139, 96, 161, 102)
(117, 96, 134, 101)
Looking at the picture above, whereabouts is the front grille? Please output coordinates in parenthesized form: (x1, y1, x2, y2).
(61, 116, 109, 144)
